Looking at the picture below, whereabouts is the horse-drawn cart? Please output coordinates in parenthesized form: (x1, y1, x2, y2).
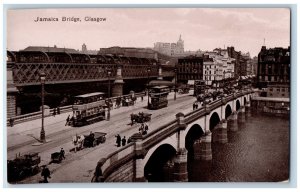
(83, 132, 107, 148)
(7, 152, 41, 182)
(131, 112, 152, 125)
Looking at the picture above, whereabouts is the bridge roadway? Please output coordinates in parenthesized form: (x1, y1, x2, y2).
(7, 91, 197, 183)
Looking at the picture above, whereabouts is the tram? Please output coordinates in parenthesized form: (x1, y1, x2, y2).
(71, 92, 106, 127)
(148, 86, 169, 110)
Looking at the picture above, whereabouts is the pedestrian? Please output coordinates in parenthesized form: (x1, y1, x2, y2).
(115, 134, 121, 147)
(41, 165, 51, 183)
(193, 103, 195, 110)
(65, 115, 70, 126)
(9, 118, 14, 127)
(53, 108, 56, 117)
(195, 101, 198, 109)
(122, 136, 126, 146)
(127, 137, 132, 144)
(57, 107, 60, 114)
(60, 148, 65, 159)
(141, 95, 143, 102)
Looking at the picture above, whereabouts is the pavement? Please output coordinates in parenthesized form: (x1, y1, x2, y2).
(7, 91, 198, 183)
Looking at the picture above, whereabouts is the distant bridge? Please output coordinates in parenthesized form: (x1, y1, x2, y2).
(92, 89, 253, 182)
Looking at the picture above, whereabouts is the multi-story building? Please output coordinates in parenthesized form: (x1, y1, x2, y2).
(154, 35, 184, 56)
(227, 46, 241, 78)
(177, 56, 203, 82)
(80, 43, 98, 55)
(240, 52, 251, 76)
(257, 46, 290, 98)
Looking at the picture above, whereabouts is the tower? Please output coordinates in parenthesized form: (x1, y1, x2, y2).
(176, 34, 184, 54)
(82, 43, 87, 53)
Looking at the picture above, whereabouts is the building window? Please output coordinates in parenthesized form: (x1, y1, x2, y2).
(277, 88, 280, 92)
(270, 88, 273, 92)
(281, 88, 285, 92)
(282, 94, 285, 97)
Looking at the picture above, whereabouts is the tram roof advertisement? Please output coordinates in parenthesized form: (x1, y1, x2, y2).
(6, 6, 292, 186)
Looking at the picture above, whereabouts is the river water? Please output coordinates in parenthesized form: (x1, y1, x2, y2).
(188, 109, 290, 182)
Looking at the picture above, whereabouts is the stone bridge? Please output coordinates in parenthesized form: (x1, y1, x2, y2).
(92, 90, 254, 182)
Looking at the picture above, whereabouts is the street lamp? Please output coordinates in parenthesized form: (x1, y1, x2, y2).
(174, 68, 177, 100)
(147, 67, 151, 109)
(40, 72, 46, 143)
(107, 68, 111, 121)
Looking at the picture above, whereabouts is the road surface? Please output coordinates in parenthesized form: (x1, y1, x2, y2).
(7, 91, 198, 183)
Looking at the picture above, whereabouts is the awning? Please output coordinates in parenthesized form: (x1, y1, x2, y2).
(148, 80, 175, 87)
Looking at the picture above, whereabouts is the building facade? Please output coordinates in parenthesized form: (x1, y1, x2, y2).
(154, 35, 184, 56)
(177, 56, 203, 81)
(257, 46, 290, 98)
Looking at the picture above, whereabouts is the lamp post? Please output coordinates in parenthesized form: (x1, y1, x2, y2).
(174, 68, 177, 100)
(40, 72, 46, 143)
(107, 68, 111, 121)
(147, 67, 151, 109)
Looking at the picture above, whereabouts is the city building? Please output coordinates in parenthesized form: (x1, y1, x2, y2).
(227, 46, 241, 78)
(257, 46, 290, 98)
(80, 43, 98, 55)
(154, 35, 184, 56)
(177, 56, 203, 82)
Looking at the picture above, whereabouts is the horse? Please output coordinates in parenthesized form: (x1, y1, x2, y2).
(72, 134, 85, 153)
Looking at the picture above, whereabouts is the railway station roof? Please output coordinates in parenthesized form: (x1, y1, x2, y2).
(21, 46, 81, 54)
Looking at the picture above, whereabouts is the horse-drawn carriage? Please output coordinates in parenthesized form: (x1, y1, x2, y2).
(130, 112, 152, 125)
(7, 152, 41, 182)
(122, 97, 134, 106)
(72, 132, 107, 151)
(83, 132, 107, 148)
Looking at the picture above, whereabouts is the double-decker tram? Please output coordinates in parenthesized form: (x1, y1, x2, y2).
(148, 86, 169, 110)
(71, 92, 106, 127)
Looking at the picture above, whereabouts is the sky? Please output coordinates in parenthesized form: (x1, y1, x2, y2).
(7, 8, 290, 57)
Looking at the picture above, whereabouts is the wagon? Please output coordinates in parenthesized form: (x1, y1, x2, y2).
(7, 152, 41, 182)
(83, 132, 107, 148)
(131, 112, 152, 124)
(51, 152, 63, 163)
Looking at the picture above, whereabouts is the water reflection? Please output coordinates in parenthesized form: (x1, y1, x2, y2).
(188, 109, 289, 182)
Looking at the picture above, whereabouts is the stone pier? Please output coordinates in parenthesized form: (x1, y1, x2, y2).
(112, 65, 124, 97)
(228, 112, 238, 132)
(194, 132, 212, 161)
(173, 148, 188, 182)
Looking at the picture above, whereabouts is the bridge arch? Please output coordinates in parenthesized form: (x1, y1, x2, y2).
(185, 124, 205, 159)
(144, 143, 177, 182)
(236, 100, 241, 111)
(225, 104, 232, 119)
(209, 112, 221, 131)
